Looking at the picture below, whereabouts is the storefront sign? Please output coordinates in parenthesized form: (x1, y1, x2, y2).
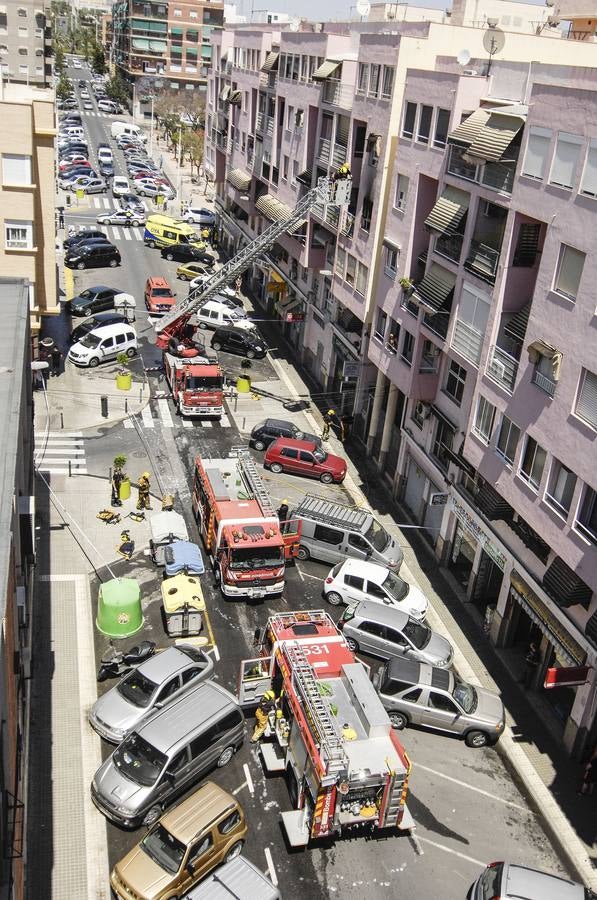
(451, 497, 507, 571)
(510, 572, 586, 667)
(544, 666, 590, 689)
(343, 361, 359, 379)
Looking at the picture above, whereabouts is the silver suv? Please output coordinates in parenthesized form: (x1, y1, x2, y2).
(469, 861, 594, 899)
(374, 657, 505, 748)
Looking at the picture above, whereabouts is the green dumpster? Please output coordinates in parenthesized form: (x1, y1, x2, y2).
(96, 577, 143, 637)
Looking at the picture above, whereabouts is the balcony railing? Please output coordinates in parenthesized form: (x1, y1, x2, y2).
(532, 370, 557, 397)
(322, 79, 353, 109)
(318, 137, 331, 163)
(447, 145, 516, 196)
(486, 344, 518, 393)
(266, 116, 274, 136)
(259, 71, 277, 88)
(451, 319, 483, 365)
(423, 311, 449, 341)
(341, 212, 355, 237)
(464, 240, 500, 283)
(332, 143, 348, 167)
(435, 231, 463, 263)
(256, 112, 265, 132)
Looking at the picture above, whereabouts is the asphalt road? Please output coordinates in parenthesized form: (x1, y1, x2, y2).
(60, 66, 570, 900)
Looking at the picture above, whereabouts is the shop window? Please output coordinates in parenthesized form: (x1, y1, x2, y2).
(518, 436, 546, 491)
(545, 459, 577, 517)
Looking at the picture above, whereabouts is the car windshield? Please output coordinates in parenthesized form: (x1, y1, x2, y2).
(112, 733, 166, 787)
(186, 376, 222, 390)
(141, 824, 186, 875)
(79, 333, 101, 348)
(152, 288, 174, 297)
(382, 571, 408, 603)
(452, 680, 477, 714)
(364, 519, 391, 553)
(403, 619, 431, 650)
(117, 670, 158, 708)
(79, 289, 93, 299)
(229, 546, 284, 571)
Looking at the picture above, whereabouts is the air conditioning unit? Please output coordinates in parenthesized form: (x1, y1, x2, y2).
(415, 401, 431, 420)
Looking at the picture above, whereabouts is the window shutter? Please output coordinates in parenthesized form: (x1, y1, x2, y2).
(549, 132, 582, 188)
(577, 370, 597, 426)
(522, 127, 551, 179)
(581, 139, 597, 197)
(556, 245, 585, 299)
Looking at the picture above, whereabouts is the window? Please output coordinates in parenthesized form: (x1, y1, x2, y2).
(402, 687, 422, 702)
(522, 126, 551, 180)
(360, 196, 372, 232)
(173, 8, 182, 14)
(218, 809, 241, 835)
(181, 666, 202, 685)
(188, 834, 213, 864)
(417, 106, 433, 144)
(473, 396, 496, 443)
(345, 574, 364, 590)
(313, 524, 342, 545)
(519, 436, 546, 490)
(384, 244, 398, 278)
(374, 308, 387, 341)
(554, 243, 585, 301)
(345, 254, 356, 286)
(395, 174, 409, 211)
(356, 262, 368, 295)
(432, 419, 455, 471)
(18, 26, 28, 37)
(401, 331, 414, 366)
(5, 220, 33, 249)
(402, 102, 416, 138)
(282, 154, 288, 180)
(189, 724, 218, 758)
(381, 65, 394, 99)
(369, 64, 380, 98)
(428, 692, 458, 713)
(336, 246, 346, 278)
(434, 109, 450, 148)
(549, 132, 582, 189)
(575, 368, 597, 429)
(546, 460, 577, 516)
(576, 485, 597, 544)
(366, 582, 386, 600)
(496, 416, 520, 465)
(348, 534, 370, 552)
(280, 447, 298, 460)
(444, 360, 466, 405)
(17, 7, 27, 15)
(452, 284, 490, 365)
(357, 62, 368, 94)
(580, 139, 597, 198)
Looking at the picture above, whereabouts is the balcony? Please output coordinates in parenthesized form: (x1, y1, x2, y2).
(423, 310, 450, 342)
(312, 202, 340, 230)
(532, 370, 557, 397)
(266, 116, 274, 136)
(452, 319, 483, 365)
(317, 137, 331, 164)
(447, 145, 516, 196)
(464, 240, 501, 283)
(435, 232, 463, 264)
(322, 79, 353, 109)
(486, 345, 519, 393)
(332, 143, 348, 167)
(256, 111, 265, 133)
(259, 71, 277, 89)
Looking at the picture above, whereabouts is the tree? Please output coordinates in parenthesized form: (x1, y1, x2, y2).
(54, 44, 66, 74)
(177, 91, 206, 131)
(186, 129, 204, 176)
(91, 45, 106, 75)
(105, 73, 131, 109)
(56, 74, 72, 101)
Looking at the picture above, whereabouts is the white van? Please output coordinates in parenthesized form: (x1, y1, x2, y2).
(194, 299, 255, 331)
(110, 121, 146, 143)
(60, 126, 85, 140)
(68, 322, 138, 368)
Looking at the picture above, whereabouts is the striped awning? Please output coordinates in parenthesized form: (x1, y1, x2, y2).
(219, 85, 231, 101)
(255, 194, 301, 227)
(260, 50, 279, 73)
(504, 303, 530, 344)
(227, 168, 251, 191)
(413, 264, 456, 314)
(171, 25, 183, 34)
(312, 59, 340, 82)
(543, 557, 592, 610)
(425, 186, 469, 234)
(149, 39, 166, 52)
(467, 112, 525, 163)
(297, 169, 312, 186)
(448, 108, 491, 146)
(132, 37, 150, 51)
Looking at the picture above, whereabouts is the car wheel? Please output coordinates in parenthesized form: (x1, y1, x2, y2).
(297, 545, 310, 561)
(131, 219, 140, 227)
(88, 357, 99, 368)
(126, 347, 136, 358)
(148, 240, 156, 249)
(179, 273, 188, 281)
(270, 463, 283, 474)
(465, 730, 490, 749)
(246, 349, 256, 359)
(320, 472, 333, 484)
(212, 341, 222, 351)
(345, 637, 359, 653)
(388, 711, 409, 730)
(143, 804, 162, 827)
(326, 591, 344, 607)
(165, 252, 174, 261)
(253, 439, 265, 451)
(83, 307, 92, 317)
(224, 840, 244, 862)
(108, 259, 118, 267)
(216, 746, 235, 768)
(198, 321, 207, 330)
(77, 262, 86, 270)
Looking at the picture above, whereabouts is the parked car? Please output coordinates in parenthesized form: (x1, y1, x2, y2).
(194, 299, 253, 331)
(211, 325, 267, 359)
(97, 208, 146, 227)
(63, 229, 107, 250)
(59, 157, 90, 172)
(182, 206, 216, 226)
(136, 181, 176, 200)
(249, 418, 321, 452)
(264, 437, 347, 485)
(338, 600, 454, 668)
(63, 176, 108, 194)
(58, 167, 97, 184)
(112, 175, 130, 197)
(144, 275, 176, 314)
(68, 285, 128, 317)
(89, 644, 214, 744)
(161, 244, 215, 265)
(468, 862, 591, 900)
(64, 242, 121, 270)
(68, 322, 137, 368)
(188, 275, 236, 299)
(97, 99, 119, 114)
(176, 260, 210, 281)
(374, 657, 505, 746)
(324, 559, 429, 620)
(97, 147, 114, 163)
(70, 311, 129, 343)
(83, 100, 93, 110)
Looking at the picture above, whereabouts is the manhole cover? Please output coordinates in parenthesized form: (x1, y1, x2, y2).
(132, 449, 148, 458)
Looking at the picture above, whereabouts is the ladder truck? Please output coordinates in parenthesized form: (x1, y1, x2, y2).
(238, 610, 413, 846)
(192, 450, 301, 599)
(153, 174, 352, 349)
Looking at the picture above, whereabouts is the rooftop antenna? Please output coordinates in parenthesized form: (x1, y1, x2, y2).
(483, 24, 505, 78)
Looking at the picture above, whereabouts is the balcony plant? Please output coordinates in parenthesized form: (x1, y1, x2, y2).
(115, 352, 133, 391)
(399, 276, 414, 296)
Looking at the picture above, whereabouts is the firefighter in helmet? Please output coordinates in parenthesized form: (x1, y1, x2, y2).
(334, 162, 351, 181)
(251, 690, 276, 743)
(322, 409, 337, 442)
(137, 472, 152, 510)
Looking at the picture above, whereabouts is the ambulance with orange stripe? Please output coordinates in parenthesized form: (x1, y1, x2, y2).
(238, 610, 413, 845)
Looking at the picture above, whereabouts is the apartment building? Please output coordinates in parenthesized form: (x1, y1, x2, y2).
(0, 0, 52, 86)
(0, 81, 57, 332)
(206, 14, 597, 757)
(111, 0, 223, 90)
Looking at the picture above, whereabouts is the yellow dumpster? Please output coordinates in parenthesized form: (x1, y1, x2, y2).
(161, 573, 204, 637)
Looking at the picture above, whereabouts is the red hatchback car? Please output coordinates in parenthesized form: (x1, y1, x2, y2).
(264, 437, 347, 484)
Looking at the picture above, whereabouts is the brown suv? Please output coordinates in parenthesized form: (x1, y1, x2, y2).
(110, 782, 247, 900)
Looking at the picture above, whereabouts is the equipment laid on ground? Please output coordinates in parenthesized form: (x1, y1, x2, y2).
(149, 511, 189, 565)
(163, 350, 224, 419)
(97, 509, 121, 525)
(97, 639, 156, 682)
(238, 610, 412, 846)
(191, 449, 300, 599)
(161, 573, 205, 637)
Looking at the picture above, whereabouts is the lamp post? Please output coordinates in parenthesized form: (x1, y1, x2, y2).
(176, 122, 183, 213)
(149, 93, 155, 156)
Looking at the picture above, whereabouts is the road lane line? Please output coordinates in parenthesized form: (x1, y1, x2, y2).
(264, 848, 278, 887)
(415, 836, 486, 868)
(242, 763, 254, 796)
(141, 405, 155, 428)
(181, 419, 193, 428)
(414, 763, 528, 811)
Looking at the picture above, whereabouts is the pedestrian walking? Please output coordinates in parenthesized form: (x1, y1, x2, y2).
(277, 499, 289, 532)
(136, 471, 152, 510)
(58, 206, 65, 230)
(50, 344, 62, 377)
(251, 691, 276, 743)
(521, 641, 540, 688)
(578, 747, 597, 796)
(111, 469, 123, 507)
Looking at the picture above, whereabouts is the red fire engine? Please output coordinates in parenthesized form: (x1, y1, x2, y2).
(163, 350, 224, 419)
(192, 450, 299, 599)
(238, 610, 413, 845)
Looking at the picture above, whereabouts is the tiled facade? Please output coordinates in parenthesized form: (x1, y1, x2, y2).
(0, 0, 52, 87)
(206, 19, 597, 757)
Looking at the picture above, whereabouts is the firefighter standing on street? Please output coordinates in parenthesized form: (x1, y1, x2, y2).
(137, 472, 152, 510)
(111, 469, 123, 507)
(251, 690, 276, 742)
(277, 499, 289, 531)
(322, 409, 337, 441)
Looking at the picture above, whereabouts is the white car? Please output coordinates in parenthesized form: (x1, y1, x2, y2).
(182, 206, 216, 226)
(112, 176, 130, 197)
(97, 99, 118, 114)
(324, 559, 429, 621)
(83, 100, 93, 110)
(188, 274, 235, 298)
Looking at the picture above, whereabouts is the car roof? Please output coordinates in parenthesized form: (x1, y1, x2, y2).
(79, 284, 112, 294)
(136, 645, 193, 682)
(214, 325, 255, 338)
(270, 437, 318, 452)
(86, 311, 126, 322)
(503, 863, 584, 900)
(261, 418, 293, 430)
(339, 558, 390, 580)
(146, 276, 171, 288)
(386, 657, 422, 685)
(88, 322, 135, 337)
(159, 781, 239, 843)
(354, 599, 409, 628)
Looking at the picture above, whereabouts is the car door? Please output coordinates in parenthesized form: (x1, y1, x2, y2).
(99, 336, 115, 360)
(424, 690, 463, 734)
(229, 333, 245, 353)
(344, 532, 372, 562)
(114, 332, 127, 356)
(343, 573, 366, 607)
(161, 747, 191, 800)
(153, 674, 182, 710)
(280, 446, 300, 474)
(188, 722, 220, 780)
(97, 289, 114, 312)
(355, 620, 388, 657)
(381, 625, 411, 661)
(299, 450, 318, 479)
(367, 580, 394, 608)
(180, 831, 215, 892)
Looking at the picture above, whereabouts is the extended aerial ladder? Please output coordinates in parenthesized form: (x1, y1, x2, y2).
(154, 174, 352, 349)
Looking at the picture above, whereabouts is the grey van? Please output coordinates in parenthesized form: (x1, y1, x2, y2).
(290, 494, 403, 570)
(183, 855, 281, 900)
(91, 680, 244, 828)
(339, 600, 453, 668)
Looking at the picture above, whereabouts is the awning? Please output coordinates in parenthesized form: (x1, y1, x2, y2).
(132, 38, 150, 51)
(149, 39, 166, 52)
(510, 573, 585, 667)
(475, 482, 514, 521)
(543, 557, 592, 609)
(425, 186, 469, 234)
(260, 50, 279, 73)
(467, 112, 526, 163)
(448, 108, 491, 146)
(296, 169, 312, 186)
(585, 610, 597, 646)
(171, 25, 183, 35)
(527, 340, 562, 380)
(504, 303, 530, 344)
(227, 168, 251, 191)
(255, 194, 305, 231)
(229, 89, 242, 105)
(413, 264, 456, 314)
(312, 59, 340, 82)
(276, 295, 301, 315)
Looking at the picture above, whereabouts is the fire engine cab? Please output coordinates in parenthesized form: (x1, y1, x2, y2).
(163, 350, 224, 419)
(239, 610, 413, 845)
(192, 450, 299, 599)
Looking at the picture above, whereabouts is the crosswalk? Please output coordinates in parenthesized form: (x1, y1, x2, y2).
(71, 219, 145, 242)
(124, 401, 232, 430)
(81, 110, 117, 119)
(34, 431, 88, 475)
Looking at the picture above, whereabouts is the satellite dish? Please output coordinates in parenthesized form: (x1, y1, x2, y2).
(356, 0, 371, 17)
(483, 27, 506, 56)
(457, 48, 471, 66)
(289, 17, 300, 31)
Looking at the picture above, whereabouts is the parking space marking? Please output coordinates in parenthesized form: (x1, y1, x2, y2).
(294, 564, 320, 581)
(264, 847, 278, 887)
(416, 836, 486, 868)
(232, 780, 248, 796)
(414, 763, 528, 811)
(242, 762, 254, 796)
(202, 605, 218, 660)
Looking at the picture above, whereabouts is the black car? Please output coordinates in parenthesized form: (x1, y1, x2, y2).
(69, 285, 124, 316)
(161, 244, 215, 264)
(99, 160, 115, 178)
(63, 231, 108, 250)
(249, 418, 322, 451)
(64, 243, 121, 271)
(71, 308, 128, 336)
(210, 326, 266, 360)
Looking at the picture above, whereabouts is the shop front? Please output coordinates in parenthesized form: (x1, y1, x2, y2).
(448, 496, 507, 610)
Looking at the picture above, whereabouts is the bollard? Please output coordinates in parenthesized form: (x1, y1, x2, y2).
(101, 395, 108, 418)
(60, 412, 64, 429)
(68, 459, 72, 478)
(125, 398, 128, 414)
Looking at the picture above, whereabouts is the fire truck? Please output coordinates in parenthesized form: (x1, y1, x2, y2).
(163, 350, 224, 419)
(238, 610, 413, 846)
(192, 450, 300, 599)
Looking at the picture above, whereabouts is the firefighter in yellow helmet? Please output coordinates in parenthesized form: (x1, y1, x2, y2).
(322, 409, 336, 442)
(251, 690, 276, 743)
(137, 472, 152, 510)
(334, 162, 351, 181)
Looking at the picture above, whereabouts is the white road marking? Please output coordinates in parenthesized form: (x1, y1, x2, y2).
(132, 228, 143, 240)
(36, 457, 87, 465)
(123, 228, 132, 240)
(123, 419, 134, 429)
(157, 398, 174, 428)
(416, 835, 487, 867)
(242, 763, 255, 796)
(231, 780, 247, 796)
(92, 197, 100, 208)
(414, 763, 528, 811)
(181, 419, 193, 428)
(111, 226, 120, 240)
(220, 413, 231, 427)
(102, 196, 110, 209)
(264, 847, 278, 887)
(201, 419, 213, 428)
(212, 642, 220, 662)
(141, 405, 155, 429)
(296, 565, 305, 582)
(36, 467, 89, 475)
(36, 431, 83, 437)
(36, 447, 85, 455)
